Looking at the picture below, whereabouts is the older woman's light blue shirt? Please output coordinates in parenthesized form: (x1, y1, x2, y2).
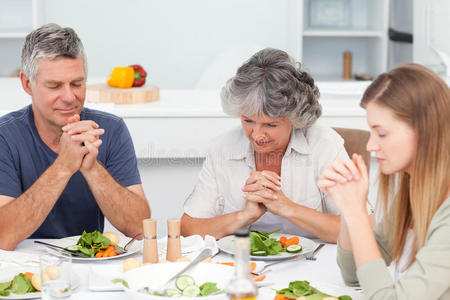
(183, 124, 349, 238)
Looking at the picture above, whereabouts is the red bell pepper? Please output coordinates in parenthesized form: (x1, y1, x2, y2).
(129, 64, 147, 87)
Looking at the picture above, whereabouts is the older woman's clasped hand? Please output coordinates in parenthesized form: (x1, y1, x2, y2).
(318, 154, 370, 217)
(242, 170, 293, 217)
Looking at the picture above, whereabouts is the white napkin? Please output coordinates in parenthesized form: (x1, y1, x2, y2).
(0, 249, 40, 269)
(157, 235, 218, 261)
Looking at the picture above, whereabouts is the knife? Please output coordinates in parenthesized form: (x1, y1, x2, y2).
(34, 241, 90, 258)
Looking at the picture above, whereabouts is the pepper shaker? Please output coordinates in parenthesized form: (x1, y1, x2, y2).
(143, 219, 159, 264)
(166, 219, 181, 261)
(343, 51, 352, 80)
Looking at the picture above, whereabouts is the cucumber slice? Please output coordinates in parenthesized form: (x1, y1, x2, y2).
(182, 285, 200, 297)
(286, 244, 302, 253)
(166, 288, 182, 297)
(66, 245, 82, 251)
(175, 275, 195, 291)
(251, 250, 268, 256)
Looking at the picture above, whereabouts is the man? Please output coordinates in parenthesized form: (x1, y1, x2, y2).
(0, 23, 150, 250)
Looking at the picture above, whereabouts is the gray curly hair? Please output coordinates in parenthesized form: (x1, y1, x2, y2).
(221, 48, 321, 129)
(21, 23, 87, 82)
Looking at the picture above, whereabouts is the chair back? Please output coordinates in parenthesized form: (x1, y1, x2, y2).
(333, 127, 371, 171)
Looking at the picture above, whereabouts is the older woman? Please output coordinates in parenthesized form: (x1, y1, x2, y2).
(181, 48, 348, 243)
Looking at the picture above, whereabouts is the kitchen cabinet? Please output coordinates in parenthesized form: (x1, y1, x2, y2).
(288, 0, 389, 81)
(1, 0, 390, 83)
(0, 0, 42, 77)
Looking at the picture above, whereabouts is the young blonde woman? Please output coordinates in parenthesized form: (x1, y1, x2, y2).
(318, 63, 450, 299)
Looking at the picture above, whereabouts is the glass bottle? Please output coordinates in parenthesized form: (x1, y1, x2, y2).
(226, 229, 257, 300)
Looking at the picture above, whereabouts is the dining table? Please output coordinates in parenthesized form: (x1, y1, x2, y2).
(2, 238, 365, 300)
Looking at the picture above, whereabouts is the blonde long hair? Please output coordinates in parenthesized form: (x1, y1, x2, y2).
(360, 63, 450, 267)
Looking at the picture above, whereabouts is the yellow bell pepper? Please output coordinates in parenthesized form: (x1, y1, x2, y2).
(107, 67, 135, 89)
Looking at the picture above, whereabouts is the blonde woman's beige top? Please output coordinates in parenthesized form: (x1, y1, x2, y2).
(337, 196, 450, 299)
(183, 124, 348, 238)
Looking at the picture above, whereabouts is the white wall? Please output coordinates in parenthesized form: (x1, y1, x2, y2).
(135, 158, 203, 236)
(41, 0, 296, 89)
(413, 0, 450, 74)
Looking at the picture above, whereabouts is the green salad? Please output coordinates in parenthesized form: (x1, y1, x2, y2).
(250, 229, 283, 256)
(0, 273, 37, 296)
(66, 230, 115, 257)
(275, 280, 352, 300)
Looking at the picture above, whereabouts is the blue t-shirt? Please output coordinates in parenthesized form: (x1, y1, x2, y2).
(0, 105, 141, 238)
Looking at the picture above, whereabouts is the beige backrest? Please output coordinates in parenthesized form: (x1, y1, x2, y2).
(333, 127, 371, 172)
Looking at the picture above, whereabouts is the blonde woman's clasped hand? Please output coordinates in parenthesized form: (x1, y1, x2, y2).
(317, 154, 370, 217)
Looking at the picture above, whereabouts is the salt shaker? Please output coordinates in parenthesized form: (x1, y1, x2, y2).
(166, 218, 181, 261)
(143, 219, 159, 264)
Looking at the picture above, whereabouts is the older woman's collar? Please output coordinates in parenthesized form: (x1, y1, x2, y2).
(226, 138, 256, 168)
(228, 128, 310, 161)
(285, 128, 311, 155)
(226, 129, 253, 160)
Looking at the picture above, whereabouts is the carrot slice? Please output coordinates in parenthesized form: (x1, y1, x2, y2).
(285, 236, 299, 247)
(217, 262, 234, 266)
(218, 262, 257, 272)
(23, 272, 34, 279)
(274, 294, 287, 300)
(103, 245, 115, 257)
(253, 275, 266, 282)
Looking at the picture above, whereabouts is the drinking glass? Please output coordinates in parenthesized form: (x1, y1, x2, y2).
(40, 249, 72, 300)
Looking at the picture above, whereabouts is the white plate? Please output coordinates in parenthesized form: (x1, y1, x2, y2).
(0, 267, 80, 299)
(46, 235, 143, 261)
(122, 262, 234, 300)
(258, 282, 365, 300)
(217, 233, 316, 261)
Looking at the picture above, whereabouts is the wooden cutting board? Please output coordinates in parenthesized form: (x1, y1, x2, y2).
(86, 84, 159, 104)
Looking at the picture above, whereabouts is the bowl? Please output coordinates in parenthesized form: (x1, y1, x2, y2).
(122, 262, 234, 300)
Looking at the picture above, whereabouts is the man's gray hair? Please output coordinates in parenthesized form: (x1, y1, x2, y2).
(221, 48, 321, 129)
(21, 23, 87, 82)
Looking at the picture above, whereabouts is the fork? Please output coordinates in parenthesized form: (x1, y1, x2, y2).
(250, 254, 302, 276)
(304, 243, 325, 261)
(250, 244, 326, 276)
(115, 234, 140, 254)
(34, 241, 90, 258)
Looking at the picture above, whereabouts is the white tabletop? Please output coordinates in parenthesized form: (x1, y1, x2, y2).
(6, 239, 364, 300)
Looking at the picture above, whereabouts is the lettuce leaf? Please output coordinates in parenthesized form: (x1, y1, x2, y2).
(199, 282, 220, 296)
(276, 280, 351, 300)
